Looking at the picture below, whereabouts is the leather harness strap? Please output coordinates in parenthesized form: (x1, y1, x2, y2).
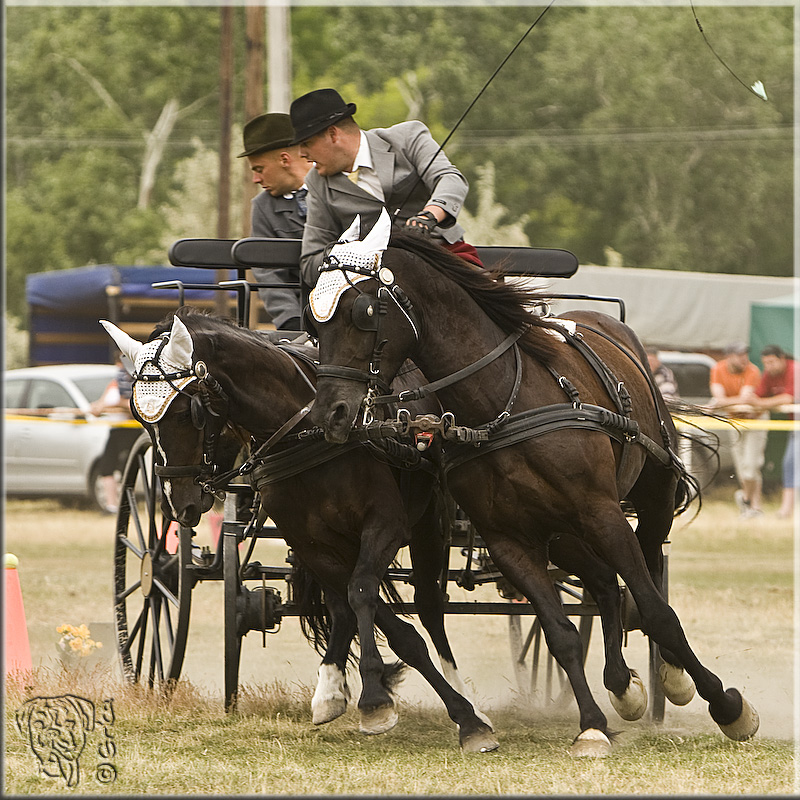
(441, 403, 672, 476)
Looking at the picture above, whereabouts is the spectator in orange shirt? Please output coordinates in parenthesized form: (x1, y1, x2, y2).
(708, 342, 768, 517)
(746, 345, 797, 520)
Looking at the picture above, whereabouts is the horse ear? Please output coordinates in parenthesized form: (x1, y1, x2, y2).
(362, 207, 392, 251)
(99, 320, 144, 364)
(339, 214, 361, 243)
(162, 315, 194, 368)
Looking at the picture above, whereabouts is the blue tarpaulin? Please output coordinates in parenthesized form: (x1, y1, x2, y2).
(27, 264, 231, 310)
(27, 264, 235, 365)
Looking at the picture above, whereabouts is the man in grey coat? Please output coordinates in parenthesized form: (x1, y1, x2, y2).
(289, 88, 480, 287)
(238, 112, 311, 331)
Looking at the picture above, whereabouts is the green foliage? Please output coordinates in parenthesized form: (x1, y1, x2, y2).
(459, 162, 531, 246)
(5, 5, 793, 331)
(5, 315, 29, 370)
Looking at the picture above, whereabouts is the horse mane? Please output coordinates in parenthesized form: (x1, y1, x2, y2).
(147, 305, 273, 350)
(388, 231, 561, 364)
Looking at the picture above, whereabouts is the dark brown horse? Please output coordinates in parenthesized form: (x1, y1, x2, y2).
(101, 309, 498, 752)
(308, 214, 759, 754)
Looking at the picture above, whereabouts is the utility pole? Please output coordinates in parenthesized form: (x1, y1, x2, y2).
(267, 4, 291, 112)
(244, 5, 266, 327)
(217, 5, 234, 316)
(243, 5, 266, 237)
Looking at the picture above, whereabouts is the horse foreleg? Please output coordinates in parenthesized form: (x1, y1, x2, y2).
(372, 599, 499, 752)
(311, 589, 356, 725)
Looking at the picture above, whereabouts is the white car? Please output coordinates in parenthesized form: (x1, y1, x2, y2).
(4, 364, 142, 511)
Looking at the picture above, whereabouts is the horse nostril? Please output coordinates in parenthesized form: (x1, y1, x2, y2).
(324, 401, 353, 443)
(331, 401, 351, 426)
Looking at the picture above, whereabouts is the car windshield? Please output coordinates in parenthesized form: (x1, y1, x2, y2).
(74, 376, 113, 404)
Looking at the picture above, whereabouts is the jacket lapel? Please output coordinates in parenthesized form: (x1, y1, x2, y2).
(367, 131, 396, 199)
(330, 173, 374, 200)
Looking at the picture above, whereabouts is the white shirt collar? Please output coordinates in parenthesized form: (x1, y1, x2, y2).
(349, 131, 374, 173)
(282, 182, 308, 200)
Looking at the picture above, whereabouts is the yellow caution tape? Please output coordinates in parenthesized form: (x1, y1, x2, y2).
(674, 416, 798, 431)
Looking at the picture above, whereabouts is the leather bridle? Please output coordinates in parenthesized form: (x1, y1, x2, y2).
(314, 253, 525, 426)
(135, 336, 317, 496)
(132, 337, 231, 492)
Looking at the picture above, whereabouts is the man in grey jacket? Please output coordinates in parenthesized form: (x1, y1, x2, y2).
(238, 112, 311, 331)
(289, 88, 480, 287)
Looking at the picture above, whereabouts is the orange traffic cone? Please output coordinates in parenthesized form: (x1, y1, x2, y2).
(5, 553, 32, 676)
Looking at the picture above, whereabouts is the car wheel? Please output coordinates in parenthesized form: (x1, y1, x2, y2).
(89, 464, 119, 514)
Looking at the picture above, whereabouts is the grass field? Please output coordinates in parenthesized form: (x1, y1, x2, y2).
(3, 488, 796, 795)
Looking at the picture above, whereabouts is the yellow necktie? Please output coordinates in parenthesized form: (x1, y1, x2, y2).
(347, 168, 359, 184)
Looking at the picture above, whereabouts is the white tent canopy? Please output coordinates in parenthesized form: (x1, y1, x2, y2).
(519, 265, 797, 352)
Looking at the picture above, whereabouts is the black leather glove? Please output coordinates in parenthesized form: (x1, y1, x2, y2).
(404, 210, 438, 235)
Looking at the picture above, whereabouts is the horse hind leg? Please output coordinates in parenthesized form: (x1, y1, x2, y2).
(409, 507, 492, 728)
(549, 535, 647, 722)
(628, 470, 696, 707)
(593, 511, 758, 741)
(347, 550, 404, 735)
(373, 599, 499, 752)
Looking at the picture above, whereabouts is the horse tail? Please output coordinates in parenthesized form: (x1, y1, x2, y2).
(380, 567, 406, 608)
(293, 562, 405, 659)
(665, 398, 732, 517)
(293, 563, 333, 657)
(381, 659, 408, 696)
(673, 458, 702, 518)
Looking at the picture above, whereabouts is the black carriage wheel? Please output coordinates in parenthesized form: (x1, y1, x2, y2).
(223, 530, 244, 713)
(113, 433, 194, 690)
(508, 576, 594, 706)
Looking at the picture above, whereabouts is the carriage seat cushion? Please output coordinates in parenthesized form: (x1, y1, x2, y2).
(169, 238, 579, 279)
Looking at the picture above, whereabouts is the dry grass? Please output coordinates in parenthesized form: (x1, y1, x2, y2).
(4, 667, 794, 795)
(3, 490, 796, 794)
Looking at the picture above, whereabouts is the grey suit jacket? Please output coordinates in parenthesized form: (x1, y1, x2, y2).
(300, 120, 469, 284)
(250, 191, 305, 328)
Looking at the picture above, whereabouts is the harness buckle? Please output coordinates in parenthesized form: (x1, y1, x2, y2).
(362, 388, 377, 425)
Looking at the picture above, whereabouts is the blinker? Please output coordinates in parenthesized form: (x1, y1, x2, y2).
(352, 292, 379, 332)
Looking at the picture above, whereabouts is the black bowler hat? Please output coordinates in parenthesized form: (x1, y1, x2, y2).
(237, 113, 295, 158)
(290, 89, 357, 144)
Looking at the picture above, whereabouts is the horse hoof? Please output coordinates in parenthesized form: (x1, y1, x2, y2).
(659, 663, 696, 706)
(570, 728, 612, 758)
(718, 695, 759, 742)
(312, 696, 348, 726)
(359, 705, 398, 735)
(460, 728, 500, 753)
(609, 669, 648, 721)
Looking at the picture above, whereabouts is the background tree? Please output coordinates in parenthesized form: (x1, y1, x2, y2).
(5, 5, 793, 329)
